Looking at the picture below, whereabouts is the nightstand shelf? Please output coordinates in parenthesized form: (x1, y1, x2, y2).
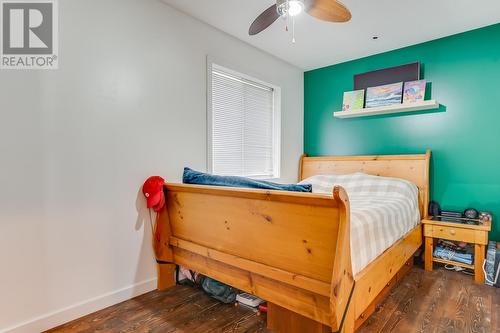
(422, 217, 492, 283)
(432, 257, 474, 270)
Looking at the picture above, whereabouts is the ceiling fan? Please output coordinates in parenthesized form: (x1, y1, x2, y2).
(249, 0, 351, 36)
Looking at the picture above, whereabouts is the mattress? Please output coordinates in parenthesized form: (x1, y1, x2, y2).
(299, 173, 420, 275)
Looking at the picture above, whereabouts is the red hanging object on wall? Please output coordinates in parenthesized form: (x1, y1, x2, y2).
(142, 176, 165, 212)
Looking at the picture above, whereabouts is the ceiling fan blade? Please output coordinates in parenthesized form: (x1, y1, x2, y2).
(304, 0, 351, 22)
(249, 4, 280, 36)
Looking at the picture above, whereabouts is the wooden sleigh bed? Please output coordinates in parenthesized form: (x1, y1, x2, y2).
(153, 151, 431, 333)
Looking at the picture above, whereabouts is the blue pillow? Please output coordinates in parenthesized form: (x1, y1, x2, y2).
(182, 167, 312, 192)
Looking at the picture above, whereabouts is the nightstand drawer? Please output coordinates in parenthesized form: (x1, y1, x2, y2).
(426, 225, 488, 245)
(428, 225, 474, 243)
(425, 225, 475, 243)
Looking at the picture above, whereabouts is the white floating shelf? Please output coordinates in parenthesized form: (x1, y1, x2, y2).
(333, 100, 439, 119)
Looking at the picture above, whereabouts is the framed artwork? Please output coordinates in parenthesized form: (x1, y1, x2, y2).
(365, 82, 403, 108)
(342, 90, 365, 111)
(403, 80, 427, 103)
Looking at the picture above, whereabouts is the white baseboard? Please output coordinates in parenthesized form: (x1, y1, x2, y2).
(1, 278, 158, 333)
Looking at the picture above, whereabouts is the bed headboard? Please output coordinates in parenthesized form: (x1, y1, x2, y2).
(299, 150, 431, 218)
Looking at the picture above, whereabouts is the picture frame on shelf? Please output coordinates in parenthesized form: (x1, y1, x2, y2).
(403, 80, 427, 104)
(342, 89, 365, 112)
(365, 82, 403, 108)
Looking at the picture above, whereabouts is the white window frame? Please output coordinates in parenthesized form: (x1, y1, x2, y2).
(207, 57, 281, 179)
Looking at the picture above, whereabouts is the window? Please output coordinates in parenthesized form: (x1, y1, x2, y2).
(208, 62, 281, 179)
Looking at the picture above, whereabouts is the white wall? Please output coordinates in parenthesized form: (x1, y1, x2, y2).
(0, 1, 303, 332)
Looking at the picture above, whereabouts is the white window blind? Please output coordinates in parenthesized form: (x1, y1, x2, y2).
(209, 64, 280, 178)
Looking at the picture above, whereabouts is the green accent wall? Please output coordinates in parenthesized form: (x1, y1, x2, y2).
(304, 23, 500, 241)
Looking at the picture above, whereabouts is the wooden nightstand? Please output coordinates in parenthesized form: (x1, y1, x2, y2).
(422, 217, 492, 283)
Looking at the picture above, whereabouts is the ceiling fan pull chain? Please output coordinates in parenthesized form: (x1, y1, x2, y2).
(292, 16, 296, 43)
(285, 6, 289, 32)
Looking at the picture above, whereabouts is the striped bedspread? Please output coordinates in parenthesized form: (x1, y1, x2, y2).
(299, 173, 420, 274)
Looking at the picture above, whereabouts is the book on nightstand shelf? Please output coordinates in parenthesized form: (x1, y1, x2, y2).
(433, 239, 473, 266)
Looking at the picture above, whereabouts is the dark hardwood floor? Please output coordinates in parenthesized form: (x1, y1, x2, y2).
(358, 267, 500, 333)
(46, 267, 500, 333)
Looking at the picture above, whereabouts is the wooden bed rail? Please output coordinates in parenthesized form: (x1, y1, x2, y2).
(154, 183, 354, 332)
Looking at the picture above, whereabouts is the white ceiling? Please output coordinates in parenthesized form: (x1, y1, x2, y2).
(162, 0, 500, 70)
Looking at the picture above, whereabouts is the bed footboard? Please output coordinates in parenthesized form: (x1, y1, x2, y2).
(153, 183, 354, 332)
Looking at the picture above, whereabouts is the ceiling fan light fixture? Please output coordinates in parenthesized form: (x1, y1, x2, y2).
(276, 0, 304, 18)
(288, 0, 304, 17)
